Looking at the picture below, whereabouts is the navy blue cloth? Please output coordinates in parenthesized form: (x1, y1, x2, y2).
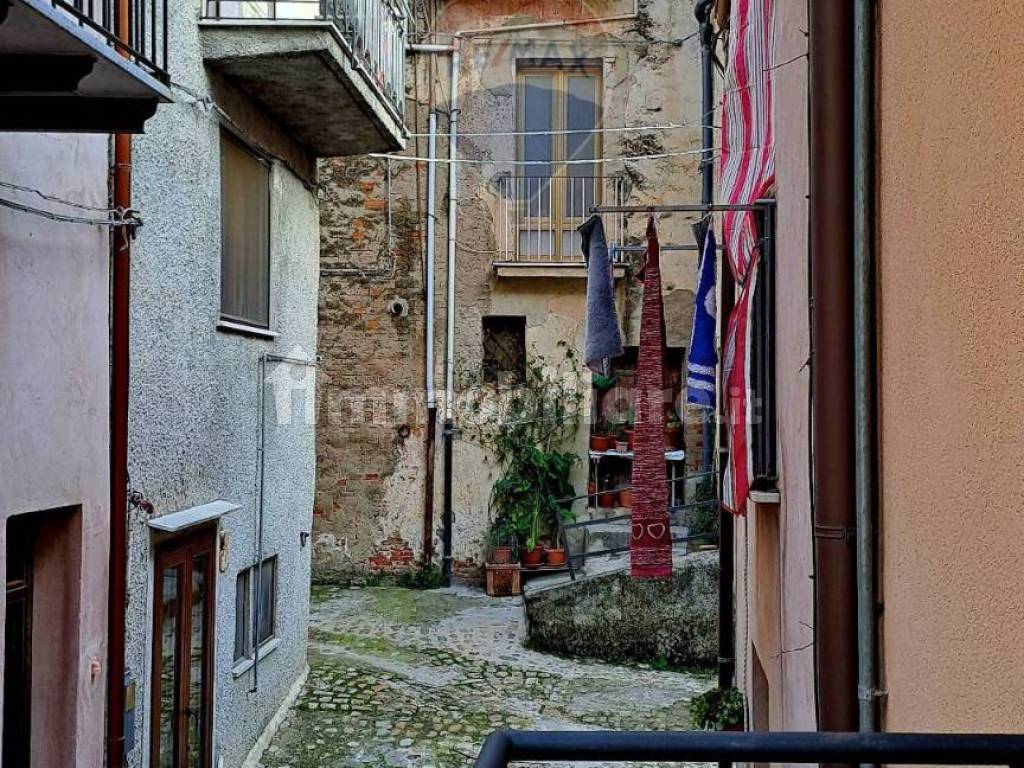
(686, 227, 718, 408)
(580, 215, 623, 375)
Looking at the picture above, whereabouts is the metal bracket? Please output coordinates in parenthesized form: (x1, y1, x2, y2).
(813, 523, 855, 543)
(858, 685, 888, 702)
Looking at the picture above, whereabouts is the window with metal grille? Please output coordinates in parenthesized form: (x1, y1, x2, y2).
(233, 555, 277, 663)
(220, 130, 271, 329)
(482, 316, 527, 385)
(749, 202, 777, 489)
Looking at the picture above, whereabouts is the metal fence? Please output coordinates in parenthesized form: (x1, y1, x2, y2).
(203, 0, 408, 120)
(495, 174, 628, 263)
(54, 0, 169, 82)
(475, 730, 1024, 768)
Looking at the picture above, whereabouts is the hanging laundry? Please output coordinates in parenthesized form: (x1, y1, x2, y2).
(580, 215, 623, 375)
(687, 226, 718, 409)
(718, 0, 775, 514)
(630, 217, 673, 580)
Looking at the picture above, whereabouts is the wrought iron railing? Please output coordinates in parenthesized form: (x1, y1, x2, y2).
(495, 174, 628, 263)
(475, 729, 1024, 768)
(52, 0, 169, 82)
(202, 0, 408, 120)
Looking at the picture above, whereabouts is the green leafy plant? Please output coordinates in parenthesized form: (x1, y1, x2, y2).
(466, 345, 584, 553)
(689, 687, 745, 730)
(396, 564, 444, 590)
(592, 372, 620, 391)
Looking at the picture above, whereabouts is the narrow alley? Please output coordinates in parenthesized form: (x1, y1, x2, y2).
(257, 587, 712, 768)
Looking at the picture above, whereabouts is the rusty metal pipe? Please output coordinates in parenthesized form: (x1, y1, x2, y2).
(107, 0, 132, 763)
(809, 0, 859, 739)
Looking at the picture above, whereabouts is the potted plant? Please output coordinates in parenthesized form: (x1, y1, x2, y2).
(488, 515, 516, 564)
(689, 687, 745, 732)
(544, 507, 575, 567)
(665, 410, 683, 450)
(590, 416, 612, 452)
(619, 486, 633, 508)
(613, 423, 629, 453)
(598, 485, 616, 508)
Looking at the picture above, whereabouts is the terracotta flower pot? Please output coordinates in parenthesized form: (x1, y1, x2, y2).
(521, 546, 544, 568)
(615, 440, 629, 453)
(544, 548, 567, 567)
(598, 491, 616, 508)
(490, 546, 512, 565)
(619, 489, 633, 508)
(590, 434, 611, 451)
(665, 425, 683, 449)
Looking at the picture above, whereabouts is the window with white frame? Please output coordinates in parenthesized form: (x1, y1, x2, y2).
(233, 556, 277, 663)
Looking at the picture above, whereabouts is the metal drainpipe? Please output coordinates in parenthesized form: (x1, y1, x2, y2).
(809, 0, 859, 741)
(442, 39, 461, 587)
(697, 0, 715, 476)
(423, 111, 438, 566)
(853, 0, 880, 741)
(107, 0, 133, 760)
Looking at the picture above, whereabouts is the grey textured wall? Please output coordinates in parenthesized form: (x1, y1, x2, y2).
(124, 3, 319, 767)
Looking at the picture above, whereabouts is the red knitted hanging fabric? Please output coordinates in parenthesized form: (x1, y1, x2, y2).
(630, 217, 672, 580)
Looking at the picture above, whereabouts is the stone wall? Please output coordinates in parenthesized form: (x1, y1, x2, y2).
(314, 0, 708, 583)
(523, 551, 719, 667)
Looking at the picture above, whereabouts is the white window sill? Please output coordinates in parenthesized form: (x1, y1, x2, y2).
(232, 637, 281, 678)
(217, 319, 279, 340)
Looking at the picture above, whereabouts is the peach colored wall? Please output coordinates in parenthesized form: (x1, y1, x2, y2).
(0, 133, 110, 766)
(877, 2, 1024, 732)
(733, 0, 816, 736)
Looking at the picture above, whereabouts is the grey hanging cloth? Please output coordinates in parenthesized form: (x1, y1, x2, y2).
(580, 215, 623, 375)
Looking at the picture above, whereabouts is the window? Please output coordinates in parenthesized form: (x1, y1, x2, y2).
(233, 556, 277, 664)
(749, 202, 777, 489)
(482, 316, 527, 385)
(516, 63, 602, 259)
(220, 130, 270, 329)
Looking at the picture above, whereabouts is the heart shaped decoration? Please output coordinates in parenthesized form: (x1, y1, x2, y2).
(647, 523, 667, 540)
(631, 523, 644, 540)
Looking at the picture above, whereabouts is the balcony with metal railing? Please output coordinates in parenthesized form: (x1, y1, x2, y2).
(493, 174, 630, 278)
(0, 0, 171, 131)
(200, 0, 408, 157)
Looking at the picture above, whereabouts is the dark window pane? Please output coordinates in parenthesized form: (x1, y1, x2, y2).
(220, 132, 270, 328)
(482, 316, 527, 385)
(188, 557, 207, 768)
(521, 74, 553, 216)
(257, 557, 276, 646)
(158, 566, 180, 768)
(234, 569, 251, 662)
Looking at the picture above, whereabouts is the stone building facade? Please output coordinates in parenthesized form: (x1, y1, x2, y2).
(315, 0, 709, 582)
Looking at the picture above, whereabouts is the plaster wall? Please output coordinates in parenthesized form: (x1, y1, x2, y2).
(732, 0, 815, 737)
(0, 132, 111, 767)
(876, 1, 1024, 733)
(124, 3, 319, 766)
(314, 0, 706, 581)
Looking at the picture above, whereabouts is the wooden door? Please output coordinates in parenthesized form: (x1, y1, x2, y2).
(3, 518, 35, 768)
(150, 528, 216, 768)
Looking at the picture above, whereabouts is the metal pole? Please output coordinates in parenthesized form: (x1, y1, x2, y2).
(442, 39, 461, 587)
(853, 0, 879, 745)
(698, 0, 715, 476)
(424, 111, 438, 566)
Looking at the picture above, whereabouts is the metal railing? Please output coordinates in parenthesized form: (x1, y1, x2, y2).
(496, 174, 628, 263)
(475, 730, 1024, 768)
(53, 0, 169, 82)
(203, 0, 408, 120)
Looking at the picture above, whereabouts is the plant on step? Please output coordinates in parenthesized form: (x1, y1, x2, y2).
(689, 687, 745, 731)
(467, 343, 584, 553)
(396, 563, 444, 590)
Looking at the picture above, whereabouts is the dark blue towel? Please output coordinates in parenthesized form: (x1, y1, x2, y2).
(580, 215, 623, 375)
(687, 227, 718, 408)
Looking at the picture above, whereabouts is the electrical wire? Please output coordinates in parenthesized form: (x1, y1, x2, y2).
(407, 121, 718, 139)
(0, 179, 113, 213)
(369, 146, 717, 166)
(0, 196, 139, 228)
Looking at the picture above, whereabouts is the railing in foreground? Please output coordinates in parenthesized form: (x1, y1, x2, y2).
(53, 0, 169, 81)
(475, 730, 1024, 768)
(203, 0, 407, 119)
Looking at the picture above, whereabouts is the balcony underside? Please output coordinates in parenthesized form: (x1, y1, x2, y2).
(493, 261, 627, 280)
(0, 0, 169, 132)
(200, 23, 406, 158)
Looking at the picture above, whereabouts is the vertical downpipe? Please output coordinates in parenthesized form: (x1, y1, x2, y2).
(809, 0, 859, 741)
(853, 0, 880, 743)
(108, 0, 132, 763)
(423, 111, 438, 566)
(442, 41, 461, 587)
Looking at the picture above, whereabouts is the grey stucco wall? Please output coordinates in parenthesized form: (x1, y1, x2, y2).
(124, 3, 319, 767)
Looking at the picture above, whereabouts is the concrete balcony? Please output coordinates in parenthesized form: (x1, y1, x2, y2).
(0, 0, 171, 132)
(199, 0, 408, 157)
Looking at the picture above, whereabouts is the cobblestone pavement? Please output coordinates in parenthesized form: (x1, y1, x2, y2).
(257, 585, 714, 768)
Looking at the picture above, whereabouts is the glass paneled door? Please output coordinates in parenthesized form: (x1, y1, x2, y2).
(150, 528, 216, 768)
